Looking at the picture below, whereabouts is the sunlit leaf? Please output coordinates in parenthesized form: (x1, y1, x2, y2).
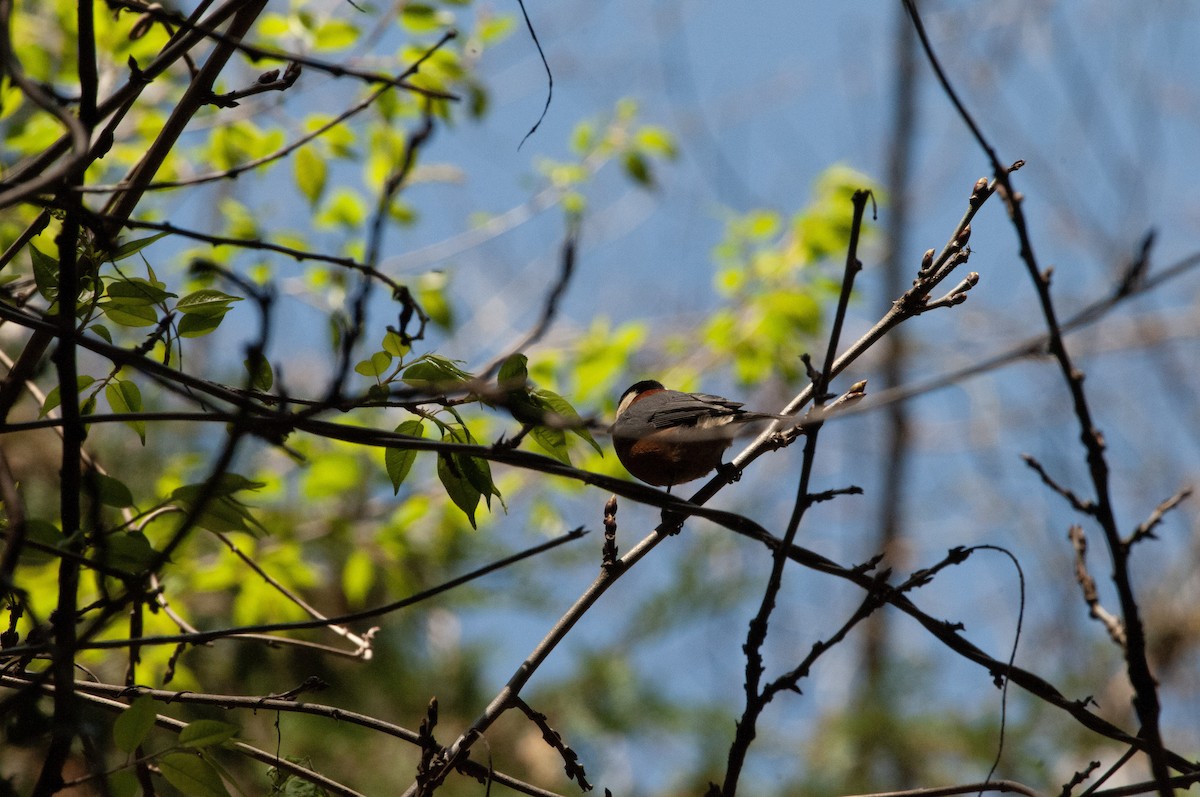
(343, 548, 375, 606)
(354, 350, 394, 378)
(635, 125, 678, 159)
(530, 424, 570, 464)
(313, 19, 358, 51)
(295, 145, 327, 205)
(175, 290, 242, 316)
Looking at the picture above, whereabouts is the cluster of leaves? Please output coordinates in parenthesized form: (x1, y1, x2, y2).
(542, 98, 679, 216)
(703, 165, 878, 385)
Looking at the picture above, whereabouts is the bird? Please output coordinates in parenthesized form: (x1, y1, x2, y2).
(612, 380, 784, 488)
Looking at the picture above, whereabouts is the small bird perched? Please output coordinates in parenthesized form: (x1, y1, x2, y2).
(612, 380, 783, 488)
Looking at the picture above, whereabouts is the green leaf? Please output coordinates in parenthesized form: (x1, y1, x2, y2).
(534, 388, 602, 454)
(623, 151, 653, 187)
(171, 474, 264, 502)
(342, 548, 374, 606)
(243, 352, 274, 392)
(190, 497, 260, 534)
(179, 719, 239, 749)
(400, 4, 452, 34)
(317, 188, 367, 230)
(113, 695, 157, 753)
(295, 145, 327, 205)
(109, 771, 139, 797)
(169, 475, 266, 534)
(385, 420, 424, 494)
(94, 473, 135, 508)
(354, 350, 393, 378)
(100, 299, 158, 327)
(106, 378, 146, 444)
(381, 330, 409, 357)
(158, 752, 232, 797)
(40, 375, 95, 418)
(497, 353, 528, 385)
(401, 355, 471, 390)
(110, 232, 169, 261)
(313, 18, 358, 51)
(529, 424, 570, 464)
(416, 271, 453, 328)
(101, 531, 159, 573)
(30, 245, 58, 302)
(106, 277, 174, 305)
(21, 519, 64, 564)
(175, 290, 242, 316)
(437, 453, 481, 528)
(178, 311, 228, 337)
(635, 125, 678, 159)
(444, 426, 501, 508)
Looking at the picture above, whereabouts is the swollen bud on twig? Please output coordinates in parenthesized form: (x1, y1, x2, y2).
(955, 224, 972, 249)
(919, 248, 935, 276)
(969, 177, 989, 206)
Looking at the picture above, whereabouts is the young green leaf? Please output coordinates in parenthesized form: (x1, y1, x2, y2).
(94, 472, 135, 507)
(22, 519, 64, 564)
(354, 350, 393, 378)
(106, 378, 146, 444)
(177, 312, 227, 337)
(342, 548, 375, 606)
(381, 329, 410, 357)
(401, 355, 472, 389)
(158, 752, 232, 797)
(99, 299, 159, 327)
(113, 695, 158, 753)
(529, 424, 570, 464)
(175, 289, 242, 316)
(437, 453, 481, 528)
(30, 244, 59, 302)
(106, 277, 175, 305)
(295, 144, 327, 205)
(533, 388, 602, 454)
(110, 231, 170, 261)
(243, 352, 274, 392)
(40, 375, 95, 418)
(101, 531, 159, 573)
(171, 473, 265, 501)
(385, 420, 424, 494)
(497, 352, 528, 384)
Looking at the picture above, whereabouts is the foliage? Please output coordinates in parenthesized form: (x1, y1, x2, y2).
(1, 1, 1197, 797)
